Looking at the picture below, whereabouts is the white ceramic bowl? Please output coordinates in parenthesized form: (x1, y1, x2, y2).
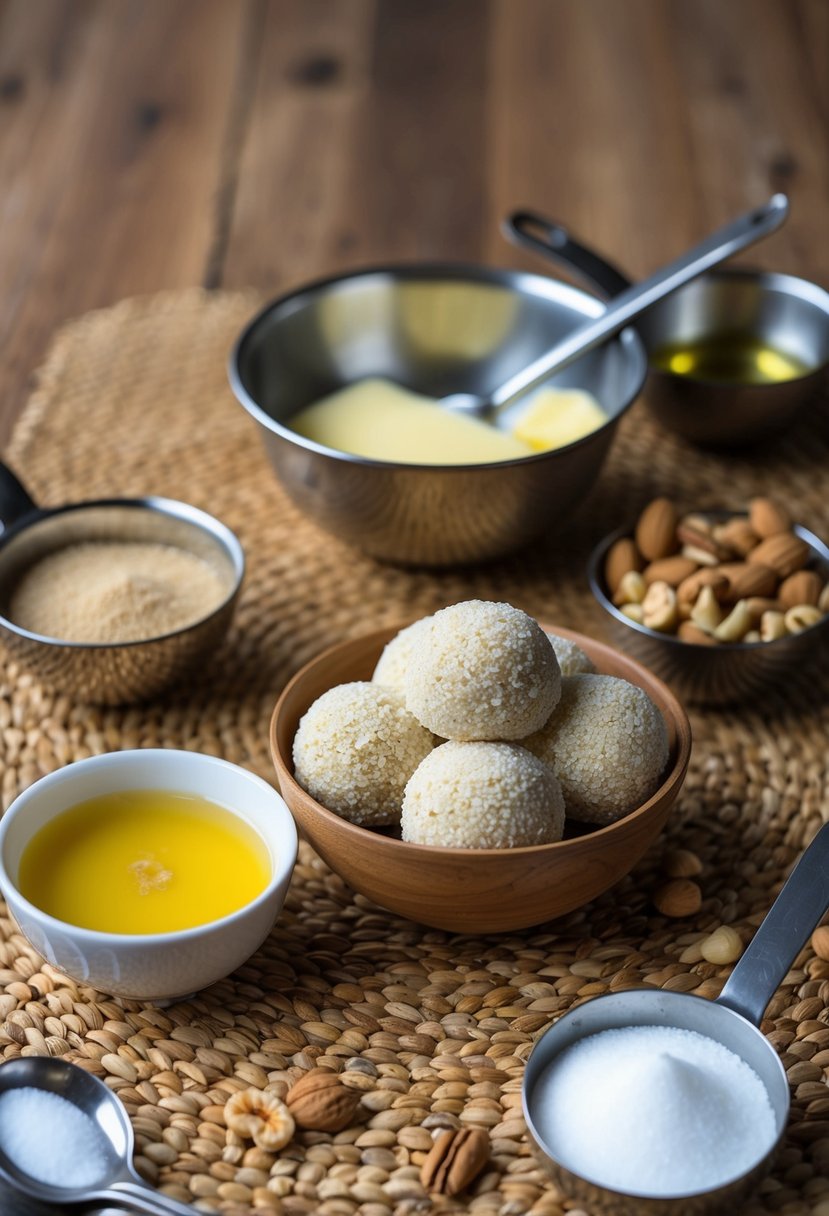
(0, 749, 298, 1002)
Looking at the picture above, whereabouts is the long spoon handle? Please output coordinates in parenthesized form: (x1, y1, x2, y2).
(491, 193, 789, 409)
(503, 210, 633, 298)
(717, 821, 829, 1026)
(89, 1177, 198, 1215)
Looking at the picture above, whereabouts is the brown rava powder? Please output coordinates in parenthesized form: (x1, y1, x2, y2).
(9, 541, 228, 643)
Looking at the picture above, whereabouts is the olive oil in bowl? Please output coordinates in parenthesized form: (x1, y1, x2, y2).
(651, 335, 812, 385)
(18, 790, 271, 934)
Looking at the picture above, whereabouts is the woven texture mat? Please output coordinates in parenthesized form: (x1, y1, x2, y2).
(1, 290, 829, 1215)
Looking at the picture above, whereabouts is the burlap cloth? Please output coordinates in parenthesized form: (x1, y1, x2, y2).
(1, 289, 828, 1215)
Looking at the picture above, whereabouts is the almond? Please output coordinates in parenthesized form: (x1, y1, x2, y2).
(748, 533, 810, 578)
(778, 569, 822, 609)
(677, 568, 729, 605)
(677, 621, 718, 645)
(744, 596, 783, 623)
(811, 925, 829, 962)
(286, 1069, 361, 1132)
(653, 878, 702, 918)
(643, 556, 698, 587)
(749, 497, 791, 538)
(717, 562, 778, 601)
(635, 498, 679, 561)
(662, 847, 703, 878)
(712, 518, 759, 557)
(421, 1128, 489, 1196)
(604, 537, 643, 593)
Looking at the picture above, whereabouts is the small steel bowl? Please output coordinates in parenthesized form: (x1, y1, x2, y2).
(0, 463, 244, 705)
(639, 269, 829, 447)
(229, 264, 647, 566)
(587, 517, 829, 705)
(505, 211, 829, 447)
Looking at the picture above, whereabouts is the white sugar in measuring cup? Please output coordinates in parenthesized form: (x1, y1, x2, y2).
(522, 822, 829, 1214)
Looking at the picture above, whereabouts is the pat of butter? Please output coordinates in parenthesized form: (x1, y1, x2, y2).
(512, 388, 607, 452)
(289, 378, 533, 465)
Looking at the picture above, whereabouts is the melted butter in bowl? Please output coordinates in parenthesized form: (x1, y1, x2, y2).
(288, 377, 608, 465)
(18, 790, 271, 934)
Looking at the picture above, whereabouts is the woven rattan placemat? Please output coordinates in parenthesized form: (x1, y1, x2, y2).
(1, 289, 828, 1215)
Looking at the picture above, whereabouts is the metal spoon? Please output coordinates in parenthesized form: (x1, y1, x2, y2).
(442, 194, 789, 418)
(522, 820, 829, 1214)
(0, 1057, 194, 1214)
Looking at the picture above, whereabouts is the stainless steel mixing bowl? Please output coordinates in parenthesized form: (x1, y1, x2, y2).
(0, 463, 244, 705)
(505, 210, 829, 448)
(229, 265, 648, 566)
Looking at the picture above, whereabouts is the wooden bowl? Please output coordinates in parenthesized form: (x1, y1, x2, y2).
(270, 624, 692, 933)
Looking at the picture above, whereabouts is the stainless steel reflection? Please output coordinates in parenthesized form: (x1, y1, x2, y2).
(522, 822, 829, 1215)
(505, 210, 829, 447)
(0, 463, 244, 705)
(229, 265, 648, 565)
(587, 518, 829, 705)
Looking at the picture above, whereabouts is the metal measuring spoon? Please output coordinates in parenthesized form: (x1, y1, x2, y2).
(0, 1056, 195, 1214)
(522, 821, 829, 1214)
(442, 194, 788, 419)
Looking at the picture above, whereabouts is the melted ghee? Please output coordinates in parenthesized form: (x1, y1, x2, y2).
(289, 377, 607, 463)
(19, 791, 270, 934)
(651, 335, 811, 385)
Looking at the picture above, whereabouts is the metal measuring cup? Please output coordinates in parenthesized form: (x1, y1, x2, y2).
(0, 462, 244, 704)
(505, 209, 829, 447)
(522, 821, 829, 1214)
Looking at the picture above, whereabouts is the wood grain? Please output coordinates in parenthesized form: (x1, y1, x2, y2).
(0, 0, 826, 447)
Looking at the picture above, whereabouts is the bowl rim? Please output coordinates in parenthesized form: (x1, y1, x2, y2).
(228, 261, 649, 472)
(0, 749, 298, 944)
(587, 514, 829, 652)
(270, 621, 692, 860)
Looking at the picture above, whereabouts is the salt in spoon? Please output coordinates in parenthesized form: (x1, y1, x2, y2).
(0, 1056, 195, 1215)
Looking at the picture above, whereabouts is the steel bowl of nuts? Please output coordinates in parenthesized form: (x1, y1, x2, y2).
(588, 497, 829, 704)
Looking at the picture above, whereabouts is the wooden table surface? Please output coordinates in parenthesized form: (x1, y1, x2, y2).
(0, 0, 826, 450)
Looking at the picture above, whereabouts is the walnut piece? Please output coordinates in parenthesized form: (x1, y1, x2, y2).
(224, 1087, 295, 1150)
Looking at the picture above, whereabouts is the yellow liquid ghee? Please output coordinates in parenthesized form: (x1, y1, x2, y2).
(18, 791, 271, 934)
(651, 335, 812, 385)
(288, 377, 607, 464)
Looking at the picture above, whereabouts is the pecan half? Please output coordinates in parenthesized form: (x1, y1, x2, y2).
(421, 1127, 489, 1195)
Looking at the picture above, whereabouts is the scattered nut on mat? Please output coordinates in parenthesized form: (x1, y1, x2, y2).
(421, 1127, 490, 1195)
(700, 925, 743, 964)
(224, 1087, 295, 1150)
(811, 925, 829, 962)
(653, 878, 703, 918)
(286, 1069, 361, 1131)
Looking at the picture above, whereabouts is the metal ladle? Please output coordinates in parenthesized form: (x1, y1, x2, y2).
(522, 821, 829, 1215)
(0, 1056, 195, 1214)
(442, 194, 788, 419)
